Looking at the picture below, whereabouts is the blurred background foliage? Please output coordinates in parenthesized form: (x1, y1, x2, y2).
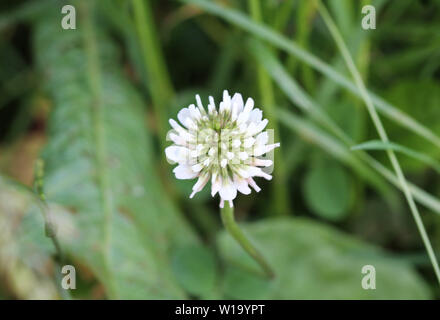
(0, 0, 439, 299)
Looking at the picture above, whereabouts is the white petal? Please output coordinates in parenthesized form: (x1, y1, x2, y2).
(243, 97, 254, 114)
(219, 101, 225, 114)
(247, 119, 268, 136)
(232, 139, 241, 148)
(236, 168, 250, 179)
(222, 90, 231, 111)
(252, 158, 273, 167)
(248, 108, 262, 123)
(265, 142, 280, 152)
(245, 122, 256, 136)
(231, 93, 243, 121)
(177, 108, 191, 127)
(169, 132, 187, 146)
(246, 166, 272, 180)
(169, 119, 192, 140)
(253, 143, 280, 156)
(219, 180, 237, 201)
(169, 118, 183, 131)
(232, 92, 244, 105)
(165, 146, 190, 163)
(191, 163, 203, 172)
(195, 94, 206, 113)
(188, 104, 201, 120)
(247, 177, 261, 192)
(237, 111, 250, 125)
(238, 122, 248, 134)
(185, 118, 198, 130)
(255, 118, 268, 133)
(190, 174, 210, 198)
(256, 131, 269, 145)
(211, 175, 222, 196)
(243, 137, 255, 148)
(173, 165, 198, 179)
(234, 175, 251, 195)
(208, 96, 216, 114)
(231, 105, 238, 121)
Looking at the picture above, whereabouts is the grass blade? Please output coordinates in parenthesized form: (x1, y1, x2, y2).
(352, 140, 440, 175)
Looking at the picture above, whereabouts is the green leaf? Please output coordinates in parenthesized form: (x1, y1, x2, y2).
(0, 177, 58, 299)
(303, 161, 353, 221)
(171, 244, 218, 298)
(352, 140, 440, 175)
(217, 218, 432, 299)
(33, 3, 197, 299)
(221, 266, 271, 300)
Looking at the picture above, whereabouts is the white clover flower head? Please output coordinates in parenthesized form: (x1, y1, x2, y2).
(165, 90, 280, 208)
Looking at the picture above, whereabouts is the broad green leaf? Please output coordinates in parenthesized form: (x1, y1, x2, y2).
(303, 161, 353, 221)
(218, 218, 432, 299)
(171, 244, 218, 298)
(352, 140, 440, 174)
(0, 178, 58, 299)
(33, 3, 197, 299)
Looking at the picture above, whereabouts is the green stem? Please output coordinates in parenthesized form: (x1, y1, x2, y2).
(248, 0, 290, 216)
(132, 0, 174, 143)
(220, 205, 274, 278)
(287, 0, 316, 92)
(34, 159, 71, 300)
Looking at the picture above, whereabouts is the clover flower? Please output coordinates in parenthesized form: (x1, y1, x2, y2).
(165, 90, 280, 208)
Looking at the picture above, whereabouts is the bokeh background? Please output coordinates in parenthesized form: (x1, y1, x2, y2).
(0, 0, 440, 299)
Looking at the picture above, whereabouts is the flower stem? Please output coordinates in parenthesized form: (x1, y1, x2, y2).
(34, 159, 72, 300)
(220, 205, 274, 278)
